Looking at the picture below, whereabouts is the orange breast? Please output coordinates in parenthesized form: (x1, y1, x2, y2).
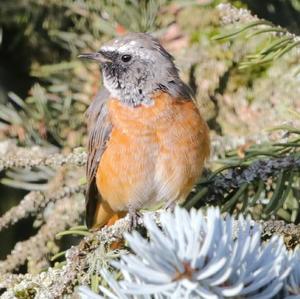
(96, 92, 210, 212)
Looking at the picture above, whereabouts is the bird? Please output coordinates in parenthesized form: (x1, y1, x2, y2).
(79, 32, 210, 230)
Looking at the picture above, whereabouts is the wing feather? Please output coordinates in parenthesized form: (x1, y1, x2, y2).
(85, 87, 112, 228)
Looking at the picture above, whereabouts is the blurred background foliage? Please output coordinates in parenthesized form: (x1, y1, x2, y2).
(0, 0, 300, 297)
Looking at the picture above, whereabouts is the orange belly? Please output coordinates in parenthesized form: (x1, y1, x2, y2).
(96, 92, 210, 213)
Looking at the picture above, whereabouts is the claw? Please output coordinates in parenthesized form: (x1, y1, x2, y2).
(128, 209, 142, 231)
(165, 201, 176, 212)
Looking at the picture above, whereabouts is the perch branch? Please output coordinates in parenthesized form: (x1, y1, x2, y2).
(1, 210, 300, 298)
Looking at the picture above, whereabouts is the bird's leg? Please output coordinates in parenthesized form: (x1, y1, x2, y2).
(128, 207, 142, 231)
(165, 200, 176, 212)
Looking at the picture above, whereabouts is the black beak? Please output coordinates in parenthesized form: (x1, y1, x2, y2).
(78, 52, 111, 63)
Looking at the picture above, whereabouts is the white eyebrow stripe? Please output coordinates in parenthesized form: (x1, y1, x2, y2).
(100, 45, 155, 60)
(101, 46, 117, 52)
(101, 42, 138, 53)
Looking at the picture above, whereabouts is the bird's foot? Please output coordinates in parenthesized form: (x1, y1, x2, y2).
(165, 200, 176, 212)
(128, 209, 142, 231)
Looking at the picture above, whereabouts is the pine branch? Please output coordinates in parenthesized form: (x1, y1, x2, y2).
(0, 213, 133, 297)
(2, 207, 300, 298)
(0, 183, 85, 232)
(82, 208, 298, 298)
(186, 125, 300, 221)
(0, 194, 84, 275)
(0, 143, 87, 171)
(260, 219, 300, 248)
(215, 3, 300, 68)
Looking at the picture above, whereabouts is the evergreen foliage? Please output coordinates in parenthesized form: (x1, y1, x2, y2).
(0, 1, 299, 298)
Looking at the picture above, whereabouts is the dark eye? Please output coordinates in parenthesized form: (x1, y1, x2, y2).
(121, 54, 132, 62)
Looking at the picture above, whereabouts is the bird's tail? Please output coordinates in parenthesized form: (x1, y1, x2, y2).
(90, 200, 127, 231)
(86, 178, 127, 230)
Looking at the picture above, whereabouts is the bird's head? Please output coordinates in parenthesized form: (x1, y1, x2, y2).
(79, 33, 191, 106)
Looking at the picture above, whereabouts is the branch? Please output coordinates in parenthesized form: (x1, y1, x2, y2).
(216, 3, 300, 68)
(261, 219, 300, 249)
(0, 130, 290, 171)
(0, 180, 85, 232)
(0, 141, 87, 171)
(2, 209, 300, 298)
(0, 213, 138, 297)
(217, 3, 259, 25)
(0, 194, 84, 276)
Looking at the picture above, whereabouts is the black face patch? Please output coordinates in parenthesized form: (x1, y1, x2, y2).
(102, 50, 132, 84)
(103, 62, 124, 85)
(99, 50, 118, 61)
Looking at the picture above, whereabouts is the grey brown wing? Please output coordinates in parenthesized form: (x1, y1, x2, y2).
(86, 87, 112, 229)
